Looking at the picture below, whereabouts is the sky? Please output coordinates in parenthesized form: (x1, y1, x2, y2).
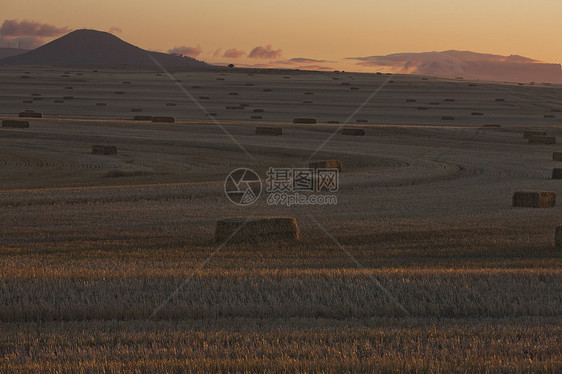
(1, 0, 562, 72)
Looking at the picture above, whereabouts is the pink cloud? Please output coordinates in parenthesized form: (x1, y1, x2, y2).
(223, 48, 245, 58)
(167, 45, 203, 57)
(213, 48, 222, 57)
(248, 44, 282, 59)
(0, 19, 70, 37)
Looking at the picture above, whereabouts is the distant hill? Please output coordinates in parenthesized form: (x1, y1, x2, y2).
(350, 50, 562, 83)
(0, 29, 211, 69)
(0, 48, 28, 59)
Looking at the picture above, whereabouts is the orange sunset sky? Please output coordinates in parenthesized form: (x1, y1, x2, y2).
(1, 0, 561, 72)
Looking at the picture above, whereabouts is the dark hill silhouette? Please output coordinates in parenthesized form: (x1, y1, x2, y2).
(0, 29, 211, 69)
(0, 48, 28, 59)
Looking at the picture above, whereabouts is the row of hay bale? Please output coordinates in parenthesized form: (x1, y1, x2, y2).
(133, 115, 176, 123)
(523, 130, 556, 145)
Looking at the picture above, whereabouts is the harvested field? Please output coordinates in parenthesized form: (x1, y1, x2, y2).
(0, 66, 561, 372)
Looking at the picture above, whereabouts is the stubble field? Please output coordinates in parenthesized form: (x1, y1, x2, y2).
(0, 66, 561, 372)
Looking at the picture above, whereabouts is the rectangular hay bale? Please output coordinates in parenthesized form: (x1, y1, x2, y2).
(256, 127, 282, 136)
(553, 152, 562, 162)
(556, 226, 562, 248)
(528, 136, 556, 145)
(92, 145, 117, 155)
(293, 118, 316, 124)
(341, 128, 365, 136)
(512, 191, 556, 208)
(308, 160, 342, 171)
(19, 112, 42, 118)
(152, 116, 176, 123)
(523, 130, 547, 138)
(215, 217, 299, 243)
(2, 120, 29, 128)
(552, 168, 562, 179)
(133, 115, 153, 121)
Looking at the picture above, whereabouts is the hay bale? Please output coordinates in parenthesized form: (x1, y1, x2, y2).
(552, 169, 562, 179)
(131, 108, 142, 112)
(356, 119, 368, 123)
(430, 102, 440, 105)
(2, 120, 29, 128)
(553, 152, 562, 162)
(206, 113, 217, 117)
(441, 116, 455, 120)
(240, 104, 250, 107)
(263, 89, 272, 92)
(215, 217, 299, 243)
(350, 87, 359, 90)
(122, 81, 131, 84)
(96, 103, 106, 106)
(417, 107, 428, 110)
(341, 128, 365, 136)
(308, 160, 342, 171)
(226, 106, 244, 110)
(192, 85, 201, 89)
(256, 127, 282, 135)
(199, 96, 210, 100)
(551, 109, 561, 113)
(21, 75, 30, 79)
(65, 86, 73, 90)
(166, 103, 176, 107)
(341, 82, 350, 86)
(406, 99, 416, 103)
(133, 115, 153, 121)
(544, 114, 555, 119)
(556, 226, 562, 248)
(22, 100, 32, 104)
(444, 98, 455, 102)
(293, 118, 316, 124)
(480, 124, 501, 128)
(472, 112, 484, 116)
(253, 109, 264, 113)
(327, 120, 339, 124)
(92, 145, 117, 155)
(54, 100, 64, 103)
(523, 130, 547, 138)
(229, 92, 239, 96)
(251, 115, 262, 120)
(468, 83, 477, 87)
(63, 96, 74, 100)
(152, 116, 175, 123)
(19, 112, 42, 118)
(217, 78, 225, 81)
(31, 93, 41, 97)
(304, 92, 314, 95)
(32, 97, 43, 101)
(512, 191, 556, 208)
(529, 136, 556, 145)
(495, 98, 505, 102)
(245, 83, 255, 86)
(302, 100, 313, 104)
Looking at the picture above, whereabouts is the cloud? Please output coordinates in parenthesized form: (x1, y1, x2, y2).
(212, 48, 222, 58)
(109, 27, 122, 34)
(346, 50, 562, 83)
(167, 45, 203, 57)
(0, 19, 70, 37)
(223, 48, 245, 58)
(248, 44, 282, 59)
(287, 57, 331, 64)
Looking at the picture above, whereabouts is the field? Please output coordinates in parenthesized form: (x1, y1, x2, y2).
(1, 66, 561, 372)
